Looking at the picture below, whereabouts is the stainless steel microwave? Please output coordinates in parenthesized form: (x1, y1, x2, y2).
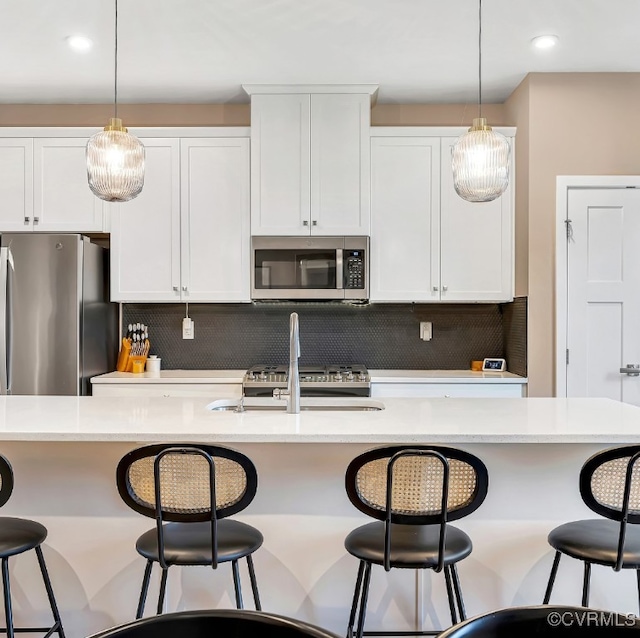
(251, 236, 369, 300)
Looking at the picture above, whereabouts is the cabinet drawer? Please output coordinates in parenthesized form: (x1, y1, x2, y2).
(371, 383, 526, 398)
(91, 383, 241, 398)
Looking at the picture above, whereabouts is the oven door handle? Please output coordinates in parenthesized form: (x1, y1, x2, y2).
(336, 249, 344, 290)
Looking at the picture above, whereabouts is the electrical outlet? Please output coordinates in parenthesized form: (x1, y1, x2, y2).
(182, 317, 194, 339)
(419, 321, 432, 341)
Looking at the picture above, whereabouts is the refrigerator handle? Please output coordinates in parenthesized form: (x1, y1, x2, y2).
(0, 247, 8, 395)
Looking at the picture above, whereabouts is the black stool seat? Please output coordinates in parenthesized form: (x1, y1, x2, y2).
(0, 517, 47, 558)
(548, 519, 640, 567)
(136, 520, 263, 565)
(345, 522, 472, 568)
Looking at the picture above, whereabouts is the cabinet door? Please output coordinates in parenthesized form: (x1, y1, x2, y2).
(0, 139, 33, 231)
(110, 139, 181, 302)
(181, 138, 251, 302)
(439, 137, 513, 302)
(34, 138, 104, 231)
(310, 94, 370, 235)
(250, 94, 311, 235)
(370, 137, 440, 302)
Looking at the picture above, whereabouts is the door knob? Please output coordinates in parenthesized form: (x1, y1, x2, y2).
(620, 364, 640, 376)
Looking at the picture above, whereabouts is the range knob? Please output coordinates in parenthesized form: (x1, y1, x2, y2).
(334, 372, 343, 382)
(346, 371, 354, 381)
(247, 372, 256, 381)
(358, 373, 367, 381)
(258, 372, 267, 380)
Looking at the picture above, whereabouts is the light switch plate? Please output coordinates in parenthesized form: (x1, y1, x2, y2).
(182, 317, 194, 340)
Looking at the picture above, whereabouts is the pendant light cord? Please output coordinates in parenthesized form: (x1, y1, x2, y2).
(114, 0, 118, 119)
(478, 0, 482, 119)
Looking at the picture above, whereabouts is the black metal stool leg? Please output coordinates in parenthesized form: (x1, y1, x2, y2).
(543, 551, 562, 604)
(157, 567, 168, 615)
(636, 569, 640, 616)
(347, 561, 365, 638)
(35, 546, 65, 638)
(443, 565, 458, 626)
(2, 558, 14, 638)
(232, 560, 244, 609)
(450, 563, 466, 621)
(582, 562, 591, 607)
(246, 555, 261, 611)
(356, 562, 372, 638)
(136, 560, 153, 619)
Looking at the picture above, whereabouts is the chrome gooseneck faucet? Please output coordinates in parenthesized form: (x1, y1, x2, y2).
(273, 312, 301, 413)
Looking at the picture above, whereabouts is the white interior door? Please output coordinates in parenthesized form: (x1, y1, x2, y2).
(566, 187, 640, 405)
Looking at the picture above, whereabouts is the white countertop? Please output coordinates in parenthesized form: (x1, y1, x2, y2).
(91, 369, 527, 384)
(91, 370, 247, 383)
(0, 396, 635, 444)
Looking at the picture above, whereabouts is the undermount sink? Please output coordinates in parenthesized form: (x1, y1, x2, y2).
(206, 397, 385, 412)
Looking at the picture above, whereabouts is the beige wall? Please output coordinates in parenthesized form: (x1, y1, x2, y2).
(506, 72, 640, 397)
(0, 101, 507, 128)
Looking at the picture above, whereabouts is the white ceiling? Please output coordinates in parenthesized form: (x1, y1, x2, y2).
(2, 0, 639, 105)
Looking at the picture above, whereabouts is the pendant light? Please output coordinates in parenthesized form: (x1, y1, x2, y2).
(86, 0, 144, 202)
(452, 0, 510, 203)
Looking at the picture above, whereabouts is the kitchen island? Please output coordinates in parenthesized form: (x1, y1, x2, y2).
(0, 395, 638, 638)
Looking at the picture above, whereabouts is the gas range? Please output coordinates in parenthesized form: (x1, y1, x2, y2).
(243, 364, 371, 398)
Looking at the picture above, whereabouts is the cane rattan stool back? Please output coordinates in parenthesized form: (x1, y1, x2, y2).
(117, 443, 257, 523)
(346, 444, 488, 526)
(580, 445, 640, 525)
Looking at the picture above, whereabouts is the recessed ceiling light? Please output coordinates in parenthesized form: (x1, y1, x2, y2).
(531, 34, 559, 50)
(66, 35, 93, 53)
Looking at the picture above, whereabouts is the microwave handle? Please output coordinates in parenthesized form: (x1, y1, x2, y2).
(336, 249, 344, 290)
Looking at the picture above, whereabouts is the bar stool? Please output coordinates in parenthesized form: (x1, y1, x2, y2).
(343, 445, 489, 638)
(0, 454, 65, 638)
(88, 609, 341, 638)
(438, 605, 640, 636)
(116, 443, 263, 618)
(543, 445, 640, 611)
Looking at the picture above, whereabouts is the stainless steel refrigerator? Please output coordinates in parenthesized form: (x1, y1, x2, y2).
(0, 234, 117, 395)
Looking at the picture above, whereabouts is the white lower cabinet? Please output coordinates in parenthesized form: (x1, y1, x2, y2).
(110, 135, 250, 302)
(91, 383, 242, 398)
(371, 382, 526, 398)
(370, 129, 514, 303)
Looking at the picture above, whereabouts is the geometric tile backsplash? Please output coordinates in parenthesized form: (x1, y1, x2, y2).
(123, 298, 527, 373)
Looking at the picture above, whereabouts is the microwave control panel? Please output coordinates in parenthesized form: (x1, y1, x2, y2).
(344, 250, 365, 289)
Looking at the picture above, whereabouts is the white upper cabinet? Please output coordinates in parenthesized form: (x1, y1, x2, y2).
(110, 133, 251, 303)
(0, 136, 104, 232)
(246, 85, 376, 236)
(110, 139, 181, 302)
(370, 128, 514, 303)
(34, 138, 104, 231)
(180, 138, 250, 302)
(439, 136, 513, 302)
(370, 137, 440, 301)
(0, 139, 33, 231)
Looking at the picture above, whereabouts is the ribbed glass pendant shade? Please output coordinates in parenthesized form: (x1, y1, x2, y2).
(87, 118, 145, 203)
(452, 118, 510, 203)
